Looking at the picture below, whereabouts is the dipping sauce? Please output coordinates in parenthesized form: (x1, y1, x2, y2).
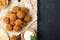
(24, 31, 34, 40)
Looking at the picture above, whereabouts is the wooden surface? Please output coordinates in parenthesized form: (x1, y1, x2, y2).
(21, 0, 37, 13)
(0, 0, 37, 32)
(21, 0, 38, 31)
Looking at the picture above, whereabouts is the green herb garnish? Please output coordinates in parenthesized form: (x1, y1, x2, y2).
(30, 35, 36, 40)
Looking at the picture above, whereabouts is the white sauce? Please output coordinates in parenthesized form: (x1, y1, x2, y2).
(24, 31, 34, 40)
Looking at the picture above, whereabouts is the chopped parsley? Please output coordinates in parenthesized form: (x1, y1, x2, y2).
(30, 35, 36, 40)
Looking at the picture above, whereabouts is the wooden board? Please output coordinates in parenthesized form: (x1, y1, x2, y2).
(0, 0, 38, 39)
(0, 0, 38, 32)
(21, 0, 38, 31)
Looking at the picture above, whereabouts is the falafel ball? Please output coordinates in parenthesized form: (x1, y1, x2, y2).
(17, 11, 25, 19)
(15, 19, 23, 26)
(21, 7, 29, 14)
(13, 25, 21, 32)
(10, 35, 18, 40)
(24, 15, 32, 22)
(12, 6, 20, 13)
(10, 20, 15, 25)
(6, 24, 13, 31)
(7, 11, 14, 17)
(4, 17, 10, 24)
(9, 14, 17, 21)
(21, 22, 26, 27)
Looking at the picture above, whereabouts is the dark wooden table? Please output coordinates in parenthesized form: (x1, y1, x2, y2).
(38, 0, 60, 40)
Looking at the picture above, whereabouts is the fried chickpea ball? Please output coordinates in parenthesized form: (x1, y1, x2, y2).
(12, 6, 20, 13)
(6, 24, 13, 31)
(9, 14, 17, 21)
(13, 25, 21, 32)
(15, 19, 23, 26)
(21, 22, 26, 27)
(10, 20, 15, 25)
(10, 35, 18, 40)
(17, 11, 25, 19)
(24, 15, 32, 22)
(7, 11, 14, 17)
(21, 7, 29, 14)
(4, 17, 10, 24)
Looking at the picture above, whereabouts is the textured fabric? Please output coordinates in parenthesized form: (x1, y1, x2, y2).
(38, 0, 60, 40)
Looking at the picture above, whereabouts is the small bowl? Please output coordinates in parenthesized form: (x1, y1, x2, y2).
(0, 0, 9, 9)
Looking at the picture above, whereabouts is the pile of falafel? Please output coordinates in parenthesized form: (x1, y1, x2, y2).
(4, 6, 32, 32)
(10, 35, 20, 40)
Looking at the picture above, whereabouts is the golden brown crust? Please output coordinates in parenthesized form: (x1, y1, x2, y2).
(4, 17, 10, 24)
(21, 7, 29, 14)
(13, 25, 21, 32)
(6, 24, 13, 31)
(17, 11, 25, 19)
(7, 11, 14, 17)
(24, 15, 32, 22)
(10, 35, 18, 40)
(9, 14, 17, 21)
(20, 21, 26, 28)
(15, 19, 23, 26)
(12, 6, 21, 13)
(10, 20, 15, 25)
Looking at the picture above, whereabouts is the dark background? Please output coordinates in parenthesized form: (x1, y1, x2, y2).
(38, 0, 60, 40)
